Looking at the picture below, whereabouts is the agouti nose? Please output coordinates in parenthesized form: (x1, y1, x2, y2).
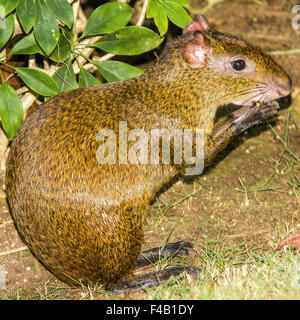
(276, 77, 292, 97)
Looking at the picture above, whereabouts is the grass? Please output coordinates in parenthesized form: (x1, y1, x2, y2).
(153, 186, 204, 227)
(236, 112, 299, 204)
(1, 243, 300, 300)
(143, 243, 300, 300)
(141, 110, 300, 300)
(269, 113, 300, 198)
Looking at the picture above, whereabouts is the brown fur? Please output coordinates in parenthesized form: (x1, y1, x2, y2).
(5, 21, 291, 286)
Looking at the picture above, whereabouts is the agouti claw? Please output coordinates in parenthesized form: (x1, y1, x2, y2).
(136, 241, 193, 268)
(276, 233, 300, 250)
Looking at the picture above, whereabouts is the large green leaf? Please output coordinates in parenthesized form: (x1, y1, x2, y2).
(9, 33, 40, 55)
(154, 6, 168, 36)
(16, 0, 35, 33)
(0, 81, 23, 140)
(34, 0, 60, 55)
(47, 0, 74, 29)
(78, 67, 100, 88)
(160, 0, 192, 28)
(93, 26, 163, 55)
(82, 2, 134, 37)
(53, 62, 78, 92)
(146, 0, 160, 18)
(48, 32, 71, 62)
(147, 0, 168, 36)
(15, 67, 60, 97)
(0, 0, 20, 15)
(0, 14, 14, 50)
(94, 61, 143, 83)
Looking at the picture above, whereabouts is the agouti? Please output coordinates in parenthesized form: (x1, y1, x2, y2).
(5, 15, 291, 291)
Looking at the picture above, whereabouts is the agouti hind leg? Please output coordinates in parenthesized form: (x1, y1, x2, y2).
(105, 266, 200, 293)
(136, 241, 193, 267)
(104, 242, 196, 293)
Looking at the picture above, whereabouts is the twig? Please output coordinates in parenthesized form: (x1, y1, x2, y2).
(72, 0, 81, 42)
(136, 0, 149, 26)
(28, 56, 35, 68)
(0, 246, 28, 257)
(269, 48, 300, 56)
(72, 36, 102, 74)
(16, 87, 29, 95)
(12, 13, 23, 38)
(74, 53, 116, 74)
(2, 73, 14, 82)
(75, 7, 87, 36)
(239, 32, 298, 43)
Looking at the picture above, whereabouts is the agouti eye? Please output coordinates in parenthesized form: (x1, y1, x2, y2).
(232, 59, 246, 71)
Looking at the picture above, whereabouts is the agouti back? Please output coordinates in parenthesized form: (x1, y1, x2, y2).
(5, 15, 291, 287)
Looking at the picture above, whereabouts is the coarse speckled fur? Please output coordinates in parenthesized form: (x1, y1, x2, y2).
(5, 17, 291, 286)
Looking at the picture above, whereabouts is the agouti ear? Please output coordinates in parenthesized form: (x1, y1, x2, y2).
(183, 15, 210, 35)
(181, 32, 212, 69)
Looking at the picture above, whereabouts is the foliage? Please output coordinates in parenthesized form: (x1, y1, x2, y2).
(0, 0, 191, 140)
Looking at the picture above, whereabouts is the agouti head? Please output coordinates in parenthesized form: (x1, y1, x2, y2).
(155, 14, 292, 113)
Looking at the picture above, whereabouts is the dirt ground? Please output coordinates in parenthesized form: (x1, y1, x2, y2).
(0, 0, 300, 299)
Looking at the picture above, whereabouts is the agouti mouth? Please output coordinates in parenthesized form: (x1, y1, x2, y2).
(233, 98, 273, 108)
(233, 77, 292, 108)
(234, 88, 291, 108)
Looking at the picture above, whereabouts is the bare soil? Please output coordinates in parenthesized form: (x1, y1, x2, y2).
(0, 0, 300, 299)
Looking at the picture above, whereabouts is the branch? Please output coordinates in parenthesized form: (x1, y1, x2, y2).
(136, 0, 149, 26)
(269, 48, 300, 56)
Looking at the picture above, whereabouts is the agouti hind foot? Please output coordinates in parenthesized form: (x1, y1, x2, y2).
(105, 266, 200, 294)
(136, 241, 193, 267)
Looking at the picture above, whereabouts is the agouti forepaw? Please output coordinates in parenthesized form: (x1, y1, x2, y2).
(231, 101, 280, 131)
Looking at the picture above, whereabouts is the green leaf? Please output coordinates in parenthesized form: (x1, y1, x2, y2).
(94, 61, 143, 83)
(34, 0, 60, 55)
(9, 33, 40, 55)
(146, 0, 160, 18)
(82, 2, 134, 37)
(53, 62, 78, 92)
(16, 0, 35, 33)
(0, 0, 20, 15)
(93, 26, 163, 56)
(154, 6, 168, 36)
(48, 32, 71, 62)
(160, 0, 192, 28)
(78, 67, 100, 88)
(47, 0, 74, 29)
(0, 14, 14, 50)
(168, 0, 189, 5)
(0, 81, 23, 140)
(15, 67, 60, 97)
(147, 0, 168, 36)
(61, 26, 74, 43)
